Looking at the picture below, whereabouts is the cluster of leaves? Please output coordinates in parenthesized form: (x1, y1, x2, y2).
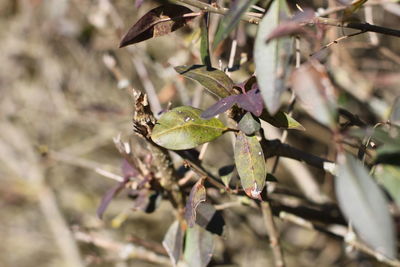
(100, 1, 400, 266)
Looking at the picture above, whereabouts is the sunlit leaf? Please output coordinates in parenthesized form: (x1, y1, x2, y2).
(119, 4, 194, 47)
(260, 111, 305, 130)
(375, 164, 400, 207)
(291, 60, 337, 128)
(185, 177, 206, 227)
(162, 220, 184, 267)
(390, 97, 400, 126)
(151, 106, 227, 150)
(336, 154, 396, 259)
(254, 0, 292, 115)
(184, 224, 214, 267)
(234, 132, 266, 199)
(218, 165, 235, 188)
(213, 0, 258, 47)
(175, 65, 235, 98)
(238, 112, 261, 135)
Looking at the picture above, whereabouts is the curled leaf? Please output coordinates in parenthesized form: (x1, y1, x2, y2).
(151, 106, 227, 150)
(119, 4, 194, 47)
(234, 132, 266, 199)
(175, 65, 235, 98)
(185, 177, 207, 227)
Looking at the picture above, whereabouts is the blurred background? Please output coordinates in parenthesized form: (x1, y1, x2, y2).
(0, 0, 399, 266)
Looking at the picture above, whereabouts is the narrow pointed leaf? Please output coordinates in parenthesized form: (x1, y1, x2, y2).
(151, 106, 227, 150)
(213, 0, 258, 47)
(336, 154, 396, 259)
(254, 0, 292, 115)
(234, 132, 266, 199)
(119, 4, 194, 47)
(219, 164, 235, 188)
(260, 111, 305, 130)
(185, 177, 207, 227)
(184, 224, 214, 267)
(175, 65, 234, 98)
(201, 95, 238, 119)
(97, 177, 129, 219)
(291, 61, 337, 128)
(162, 220, 184, 267)
(200, 18, 211, 67)
(375, 164, 400, 208)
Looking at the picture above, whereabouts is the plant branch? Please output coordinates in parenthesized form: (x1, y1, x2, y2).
(261, 201, 285, 267)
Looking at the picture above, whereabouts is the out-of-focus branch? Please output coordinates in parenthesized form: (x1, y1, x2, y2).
(74, 230, 171, 266)
(280, 212, 400, 267)
(261, 202, 285, 267)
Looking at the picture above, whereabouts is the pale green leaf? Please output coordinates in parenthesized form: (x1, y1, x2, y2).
(336, 154, 396, 259)
(234, 132, 266, 199)
(184, 224, 214, 267)
(151, 106, 227, 150)
(254, 0, 292, 115)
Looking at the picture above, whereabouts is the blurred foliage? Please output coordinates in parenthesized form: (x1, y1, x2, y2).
(0, 0, 400, 267)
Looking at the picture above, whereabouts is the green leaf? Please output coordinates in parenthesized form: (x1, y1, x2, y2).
(234, 132, 266, 199)
(375, 164, 400, 208)
(254, 0, 292, 115)
(151, 106, 227, 150)
(162, 220, 184, 266)
(260, 111, 305, 130)
(184, 224, 214, 267)
(213, 0, 258, 48)
(175, 65, 234, 98)
(218, 164, 235, 187)
(238, 112, 261, 135)
(200, 18, 211, 67)
(336, 154, 396, 259)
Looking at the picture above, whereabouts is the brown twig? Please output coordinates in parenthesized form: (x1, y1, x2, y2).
(261, 202, 285, 267)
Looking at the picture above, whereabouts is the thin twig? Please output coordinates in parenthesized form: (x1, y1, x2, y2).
(74, 230, 172, 265)
(261, 202, 285, 267)
(280, 212, 400, 267)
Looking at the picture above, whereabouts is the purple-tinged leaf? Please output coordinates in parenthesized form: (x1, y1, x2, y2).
(162, 220, 184, 267)
(184, 224, 214, 267)
(122, 159, 138, 178)
(201, 95, 238, 119)
(196, 203, 225, 236)
(234, 132, 266, 199)
(185, 177, 206, 227)
(135, 0, 144, 8)
(119, 4, 194, 47)
(236, 87, 264, 116)
(291, 60, 337, 128)
(97, 177, 129, 219)
(266, 9, 315, 42)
